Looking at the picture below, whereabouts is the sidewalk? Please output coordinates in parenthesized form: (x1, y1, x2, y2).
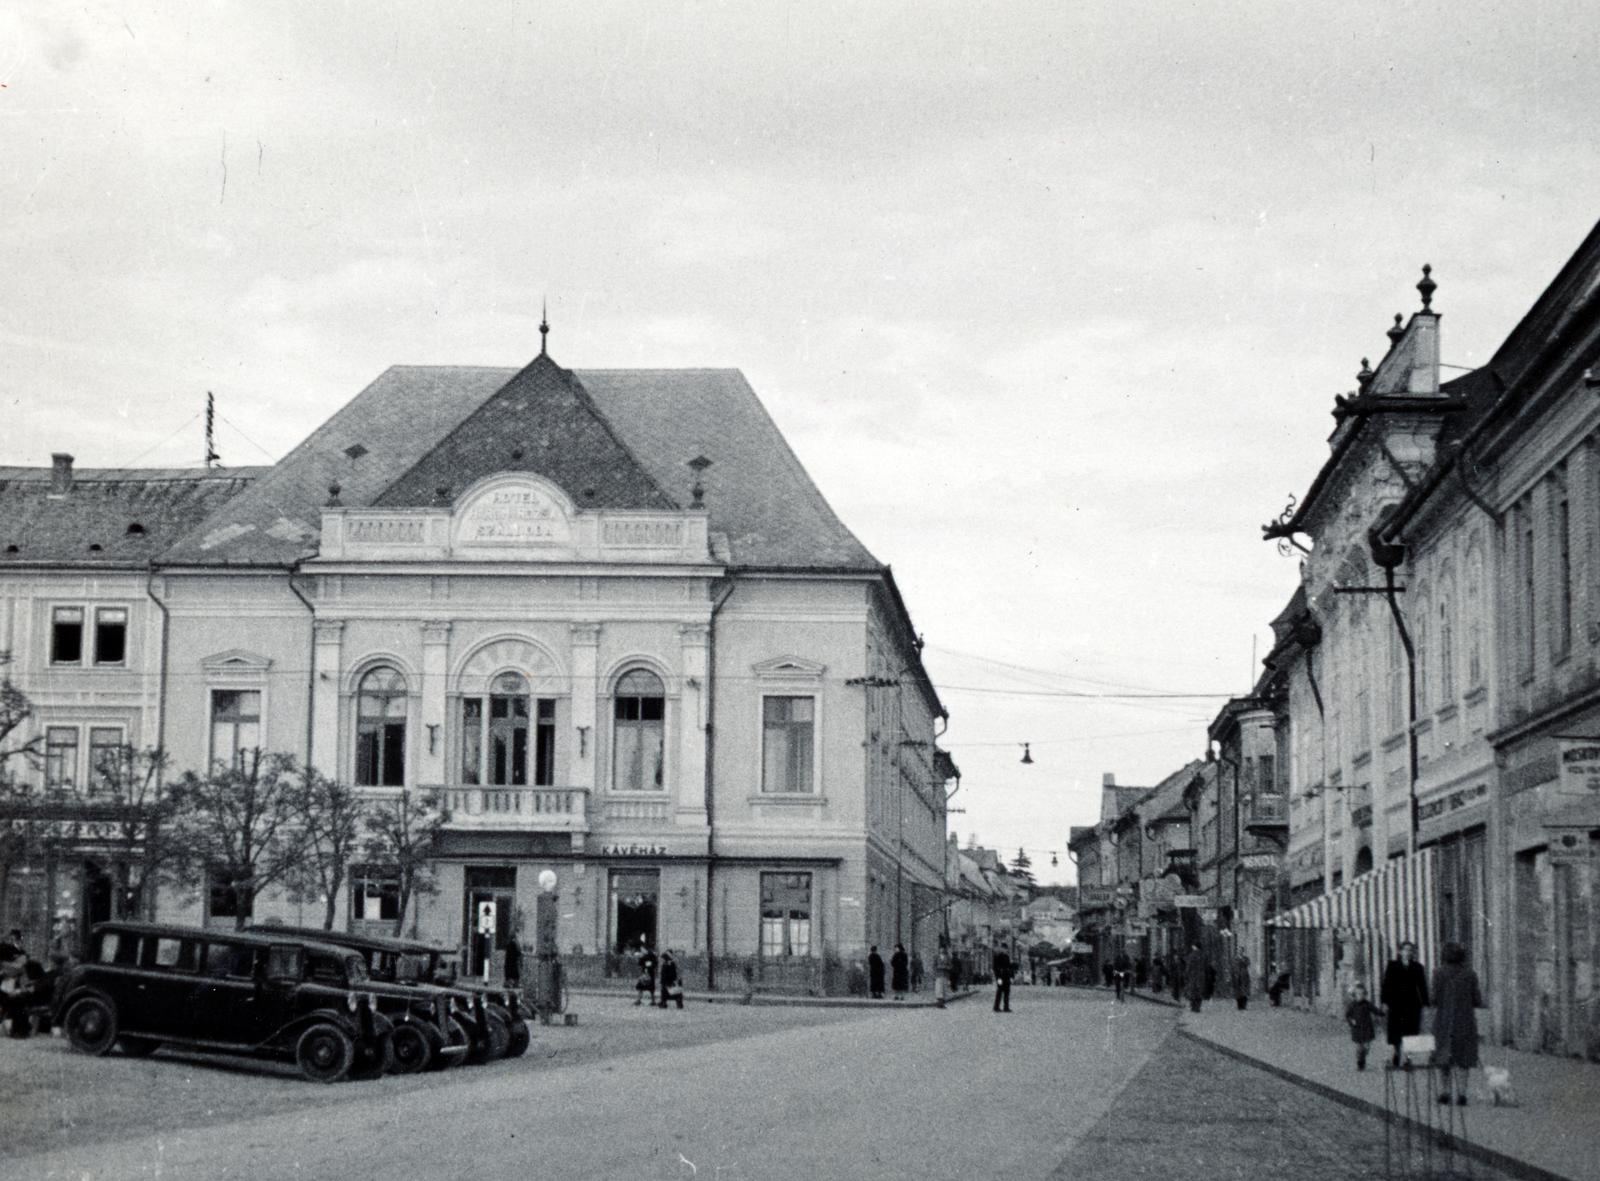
(568, 985, 981, 1010)
(1178, 1000, 1599, 1181)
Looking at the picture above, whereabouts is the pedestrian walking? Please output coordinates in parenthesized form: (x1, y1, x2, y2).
(1380, 940, 1429, 1067)
(1170, 956, 1184, 1002)
(1233, 954, 1250, 1010)
(634, 939, 657, 1006)
(868, 945, 885, 999)
(657, 950, 683, 1009)
(502, 934, 522, 990)
(1344, 981, 1377, 1071)
(1150, 953, 1166, 995)
(1267, 962, 1291, 1007)
(1112, 949, 1132, 1002)
(911, 951, 924, 993)
(1184, 943, 1206, 1013)
(1431, 942, 1483, 1105)
(890, 943, 909, 1000)
(992, 945, 1013, 1012)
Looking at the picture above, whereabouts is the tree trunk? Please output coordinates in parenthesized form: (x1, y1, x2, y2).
(322, 868, 341, 930)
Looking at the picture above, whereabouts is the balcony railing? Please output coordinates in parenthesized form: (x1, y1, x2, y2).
(1244, 793, 1288, 830)
(435, 785, 589, 832)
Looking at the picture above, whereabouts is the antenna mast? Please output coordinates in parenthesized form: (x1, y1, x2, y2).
(205, 392, 220, 469)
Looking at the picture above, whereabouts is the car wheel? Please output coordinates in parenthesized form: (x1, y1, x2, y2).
(349, 1034, 393, 1081)
(64, 997, 118, 1056)
(504, 1018, 531, 1059)
(295, 1023, 355, 1084)
(483, 1009, 512, 1060)
(437, 1017, 469, 1069)
(118, 1035, 161, 1057)
(388, 1024, 432, 1074)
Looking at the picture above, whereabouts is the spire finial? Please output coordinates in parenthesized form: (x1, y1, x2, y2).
(539, 299, 550, 356)
(1417, 264, 1436, 312)
(1387, 313, 1405, 344)
(1357, 357, 1373, 390)
(688, 455, 712, 508)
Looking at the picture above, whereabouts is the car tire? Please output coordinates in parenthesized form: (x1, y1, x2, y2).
(389, 1024, 432, 1074)
(504, 1017, 531, 1059)
(349, 1034, 393, 1081)
(438, 1017, 469, 1069)
(295, 1023, 355, 1083)
(118, 1035, 161, 1057)
(483, 1008, 512, 1060)
(64, 997, 118, 1056)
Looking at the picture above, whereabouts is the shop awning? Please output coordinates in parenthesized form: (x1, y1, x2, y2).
(1267, 848, 1438, 969)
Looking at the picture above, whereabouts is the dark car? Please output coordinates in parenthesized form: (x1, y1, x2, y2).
(55, 923, 417, 1083)
(249, 924, 529, 1062)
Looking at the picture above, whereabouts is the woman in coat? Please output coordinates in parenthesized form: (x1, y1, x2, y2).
(1380, 941, 1429, 1067)
(868, 946, 885, 998)
(1431, 942, 1483, 1105)
(890, 944, 910, 999)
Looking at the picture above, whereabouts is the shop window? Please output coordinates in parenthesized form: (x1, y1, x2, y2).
(50, 607, 83, 665)
(613, 669, 665, 791)
(355, 667, 408, 787)
(94, 607, 127, 666)
(760, 872, 812, 958)
(45, 726, 79, 792)
(762, 696, 814, 793)
(459, 673, 556, 786)
(210, 689, 261, 771)
(352, 870, 401, 922)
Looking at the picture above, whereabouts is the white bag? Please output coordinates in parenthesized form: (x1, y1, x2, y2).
(1400, 1033, 1436, 1065)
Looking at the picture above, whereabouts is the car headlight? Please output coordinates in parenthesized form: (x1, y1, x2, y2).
(348, 993, 359, 1012)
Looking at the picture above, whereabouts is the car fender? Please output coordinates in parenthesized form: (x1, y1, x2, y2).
(54, 984, 117, 1027)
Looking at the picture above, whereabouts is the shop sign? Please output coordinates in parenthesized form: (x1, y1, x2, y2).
(1069, 942, 1093, 954)
(1078, 885, 1117, 909)
(599, 843, 667, 857)
(1238, 853, 1280, 871)
(1417, 782, 1488, 824)
(1556, 738, 1600, 801)
(1173, 894, 1209, 909)
(1199, 908, 1218, 923)
(1546, 826, 1594, 866)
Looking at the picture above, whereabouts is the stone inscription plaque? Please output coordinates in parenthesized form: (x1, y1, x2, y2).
(456, 481, 572, 547)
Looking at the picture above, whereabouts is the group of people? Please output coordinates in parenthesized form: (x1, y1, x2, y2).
(632, 940, 684, 1009)
(866, 944, 915, 1000)
(1342, 940, 1484, 1103)
(0, 928, 68, 1039)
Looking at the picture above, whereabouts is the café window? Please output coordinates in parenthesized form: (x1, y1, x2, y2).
(460, 673, 556, 786)
(355, 667, 408, 787)
(352, 870, 401, 922)
(51, 607, 84, 665)
(761, 696, 814, 793)
(760, 872, 812, 958)
(613, 669, 665, 792)
(45, 726, 79, 792)
(210, 690, 261, 771)
(94, 607, 128, 666)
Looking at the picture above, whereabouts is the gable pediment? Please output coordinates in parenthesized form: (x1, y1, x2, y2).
(751, 655, 827, 679)
(200, 649, 274, 674)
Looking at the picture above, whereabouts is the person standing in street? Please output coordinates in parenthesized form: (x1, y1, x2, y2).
(1345, 981, 1378, 1071)
(1233, 954, 1251, 1010)
(502, 933, 523, 992)
(890, 943, 910, 1000)
(634, 938, 657, 1006)
(657, 949, 683, 1009)
(992, 944, 1013, 1012)
(1431, 942, 1483, 1105)
(1380, 940, 1429, 1067)
(1184, 943, 1206, 1013)
(1112, 949, 1132, 1002)
(868, 945, 885, 999)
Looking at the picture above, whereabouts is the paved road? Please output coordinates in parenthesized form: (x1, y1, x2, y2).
(15, 990, 1170, 1180)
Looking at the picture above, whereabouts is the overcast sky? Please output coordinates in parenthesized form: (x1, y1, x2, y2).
(5, 2, 1598, 884)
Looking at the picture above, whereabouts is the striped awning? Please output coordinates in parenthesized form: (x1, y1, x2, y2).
(1268, 848, 1438, 969)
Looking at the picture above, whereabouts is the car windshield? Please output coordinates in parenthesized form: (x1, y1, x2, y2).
(393, 953, 431, 983)
(344, 954, 370, 984)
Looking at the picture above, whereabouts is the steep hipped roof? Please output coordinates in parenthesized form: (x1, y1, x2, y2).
(0, 467, 262, 567)
(161, 359, 880, 572)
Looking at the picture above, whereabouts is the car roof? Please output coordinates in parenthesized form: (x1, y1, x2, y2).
(92, 921, 357, 960)
(246, 923, 448, 957)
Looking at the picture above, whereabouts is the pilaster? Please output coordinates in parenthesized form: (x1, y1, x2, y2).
(676, 623, 710, 822)
(569, 624, 601, 792)
(310, 619, 344, 778)
(419, 620, 452, 784)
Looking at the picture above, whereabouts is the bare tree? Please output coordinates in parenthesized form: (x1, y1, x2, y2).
(361, 788, 448, 938)
(168, 750, 309, 930)
(90, 744, 177, 920)
(287, 769, 365, 930)
(0, 652, 42, 787)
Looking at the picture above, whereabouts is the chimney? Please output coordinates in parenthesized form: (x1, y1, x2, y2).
(1102, 772, 1116, 787)
(50, 453, 74, 496)
(1101, 772, 1120, 824)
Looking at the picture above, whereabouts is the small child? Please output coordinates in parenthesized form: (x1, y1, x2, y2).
(1345, 982, 1377, 1070)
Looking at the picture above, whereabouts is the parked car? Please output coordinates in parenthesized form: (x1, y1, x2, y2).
(249, 923, 529, 1062)
(54, 923, 433, 1083)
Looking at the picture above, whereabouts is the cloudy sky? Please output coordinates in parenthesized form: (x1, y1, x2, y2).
(5, 2, 1597, 883)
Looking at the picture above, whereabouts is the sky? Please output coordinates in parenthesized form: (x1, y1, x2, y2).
(5, 2, 1599, 884)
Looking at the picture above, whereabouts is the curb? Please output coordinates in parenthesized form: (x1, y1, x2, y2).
(567, 987, 980, 1011)
(1176, 1028, 1573, 1181)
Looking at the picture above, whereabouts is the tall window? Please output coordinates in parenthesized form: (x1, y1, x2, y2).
(94, 607, 127, 665)
(459, 673, 556, 786)
(1386, 621, 1406, 732)
(1556, 474, 1573, 659)
(1412, 588, 1429, 714)
(760, 872, 812, 957)
(1465, 542, 1484, 687)
(356, 667, 408, 787)
(1519, 501, 1536, 676)
(210, 690, 261, 771)
(207, 868, 249, 923)
(612, 669, 665, 791)
(45, 726, 79, 791)
(762, 696, 815, 793)
(88, 727, 122, 796)
(351, 869, 401, 922)
(1437, 574, 1456, 703)
(50, 607, 83, 664)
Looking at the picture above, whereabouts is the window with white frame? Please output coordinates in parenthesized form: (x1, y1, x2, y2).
(206, 868, 250, 923)
(88, 726, 123, 796)
(1437, 571, 1456, 704)
(459, 672, 556, 786)
(210, 690, 261, 771)
(351, 869, 401, 922)
(355, 667, 408, 787)
(50, 607, 84, 665)
(1465, 540, 1484, 687)
(45, 726, 79, 791)
(759, 872, 812, 957)
(94, 607, 127, 666)
(762, 696, 815, 793)
(612, 669, 665, 791)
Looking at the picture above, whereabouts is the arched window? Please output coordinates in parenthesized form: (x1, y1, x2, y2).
(613, 669, 665, 792)
(1437, 572, 1456, 704)
(356, 667, 407, 787)
(459, 671, 556, 787)
(1465, 538, 1484, 687)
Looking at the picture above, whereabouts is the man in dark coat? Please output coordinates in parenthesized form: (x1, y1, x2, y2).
(1112, 949, 1132, 1001)
(502, 935, 523, 990)
(1184, 943, 1206, 1013)
(657, 950, 683, 1009)
(890, 944, 910, 999)
(1380, 940, 1429, 1067)
(1431, 942, 1483, 1104)
(634, 939, 657, 1006)
(992, 945, 1013, 1012)
(867, 946, 885, 998)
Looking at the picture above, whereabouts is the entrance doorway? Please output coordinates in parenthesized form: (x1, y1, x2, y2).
(610, 869, 659, 956)
(464, 866, 517, 980)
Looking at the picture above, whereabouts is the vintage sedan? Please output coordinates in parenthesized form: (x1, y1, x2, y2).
(55, 923, 426, 1082)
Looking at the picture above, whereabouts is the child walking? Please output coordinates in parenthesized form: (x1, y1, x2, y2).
(1345, 982, 1378, 1071)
